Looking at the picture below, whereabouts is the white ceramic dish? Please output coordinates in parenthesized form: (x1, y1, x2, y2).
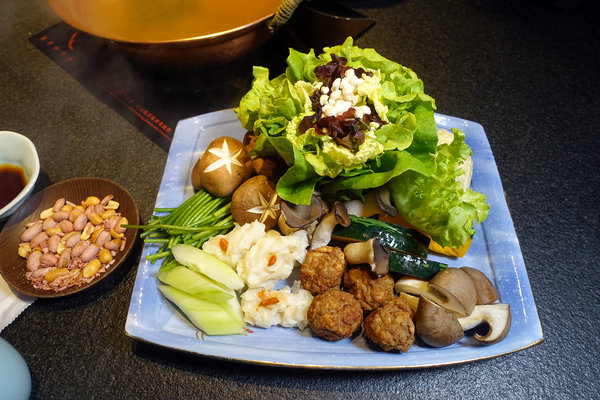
(0, 131, 40, 220)
(125, 109, 544, 369)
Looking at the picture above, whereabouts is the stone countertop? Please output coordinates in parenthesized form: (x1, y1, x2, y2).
(1, 0, 599, 398)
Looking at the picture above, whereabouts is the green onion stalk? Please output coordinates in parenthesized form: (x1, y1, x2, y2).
(123, 189, 234, 271)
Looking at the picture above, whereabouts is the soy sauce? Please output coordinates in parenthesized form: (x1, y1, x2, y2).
(0, 164, 27, 209)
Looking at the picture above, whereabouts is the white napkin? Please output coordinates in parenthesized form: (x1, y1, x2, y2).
(0, 275, 34, 332)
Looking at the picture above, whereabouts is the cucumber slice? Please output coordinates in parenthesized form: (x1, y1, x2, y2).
(172, 244, 245, 291)
(332, 216, 429, 257)
(156, 265, 233, 303)
(388, 251, 447, 280)
(158, 284, 245, 335)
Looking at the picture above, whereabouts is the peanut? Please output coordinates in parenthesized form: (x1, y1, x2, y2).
(73, 213, 88, 231)
(89, 213, 103, 226)
(101, 209, 116, 220)
(83, 196, 100, 207)
(105, 200, 120, 210)
(44, 268, 69, 283)
(18, 243, 31, 258)
(21, 222, 42, 242)
(95, 231, 111, 247)
(83, 259, 101, 278)
(90, 227, 103, 243)
(52, 210, 70, 222)
(98, 248, 113, 264)
(109, 228, 124, 239)
(52, 198, 66, 212)
(45, 226, 63, 237)
(80, 244, 100, 262)
(39, 207, 54, 220)
(113, 217, 128, 234)
(60, 204, 74, 212)
(40, 253, 58, 267)
(80, 222, 94, 240)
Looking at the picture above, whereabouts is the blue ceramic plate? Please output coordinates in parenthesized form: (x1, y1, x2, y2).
(124, 109, 544, 369)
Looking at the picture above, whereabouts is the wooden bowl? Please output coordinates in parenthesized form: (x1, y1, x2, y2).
(0, 177, 139, 298)
(44, 0, 284, 66)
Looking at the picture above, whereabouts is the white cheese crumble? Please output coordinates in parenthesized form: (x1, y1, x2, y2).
(319, 68, 373, 119)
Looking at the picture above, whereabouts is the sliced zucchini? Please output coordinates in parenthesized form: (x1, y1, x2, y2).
(388, 251, 447, 280)
(332, 215, 430, 257)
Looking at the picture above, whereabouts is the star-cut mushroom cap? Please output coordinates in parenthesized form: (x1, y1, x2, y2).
(192, 137, 253, 197)
(231, 175, 281, 230)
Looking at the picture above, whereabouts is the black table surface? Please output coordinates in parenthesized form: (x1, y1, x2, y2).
(1, 0, 599, 398)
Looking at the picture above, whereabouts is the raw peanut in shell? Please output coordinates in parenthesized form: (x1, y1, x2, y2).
(191, 137, 253, 197)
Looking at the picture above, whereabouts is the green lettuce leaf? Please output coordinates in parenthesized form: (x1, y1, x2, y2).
(388, 129, 489, 248)
(236, 38, 488, 247)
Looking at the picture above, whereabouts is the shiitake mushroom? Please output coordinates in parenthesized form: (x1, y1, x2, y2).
(191, 137, 253, 197)
(231, 175, 281, 230)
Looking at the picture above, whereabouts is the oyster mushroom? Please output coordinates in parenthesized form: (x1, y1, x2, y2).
(191, 137, 253, 197)
(374, 186, 398, 217)
(280, 192, 329, 229)
(343, 238, 389, 276)
(308, 190, 400, 250)
(310, 201, 351, 249)
(231, 175, 281, 230)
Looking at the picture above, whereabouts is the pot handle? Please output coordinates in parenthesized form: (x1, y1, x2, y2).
(268, 0, 304, 33)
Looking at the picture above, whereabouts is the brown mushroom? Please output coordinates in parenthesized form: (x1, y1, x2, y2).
(343, 238, 389, 276)
(458, 303, 511, 345)
(191, 137, 253, 197)
(460, 266, 499, 305)
(310, 201, 351, 249)
(333, 201, 350, 227)
(231, 175, 281, 230)
(394, 268, 478, 317)
(414, 296, 464, 347)
(280, 192, 329, 229)
(415, 296, 511, 347)
(428, 267, 478, 317)
(374, 186, 398, 217)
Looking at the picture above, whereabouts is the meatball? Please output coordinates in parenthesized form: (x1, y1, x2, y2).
(307, 289, 363, 341)
(300, 246, 346, 295)
(343, 265, 395, 311)
(363, 297, 415, 352)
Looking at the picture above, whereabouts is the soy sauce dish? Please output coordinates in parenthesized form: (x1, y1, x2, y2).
(0, 131, 40, 221)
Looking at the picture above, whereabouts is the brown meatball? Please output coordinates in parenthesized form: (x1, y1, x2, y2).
(343, 265, 395, 311)
(300, 246, 347, 295)
(363, 297, 415, 352)
(307, 289, 363, 341)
